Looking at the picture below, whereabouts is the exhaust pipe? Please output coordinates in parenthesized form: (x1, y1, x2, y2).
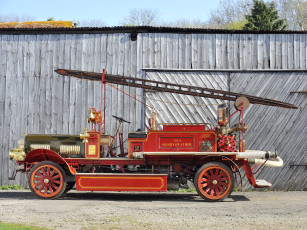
(237, 150, 277, 159)
(248, 156, 283, 168)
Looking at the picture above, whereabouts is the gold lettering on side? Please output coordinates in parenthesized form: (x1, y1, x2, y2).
(88, 145, 96, 155)
(161, 143, 192, 147)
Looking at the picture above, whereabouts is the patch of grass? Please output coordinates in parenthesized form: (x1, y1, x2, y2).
(233, 187, 239, 192)
(179, 188, 196, 192)
(0, 222, 47, 230)
(0, 185, 24, 190)
(169, 188, 196, 193)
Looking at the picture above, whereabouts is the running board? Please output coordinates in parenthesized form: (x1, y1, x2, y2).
(255, 179, 272, 188)
(75, 173, 167, 192)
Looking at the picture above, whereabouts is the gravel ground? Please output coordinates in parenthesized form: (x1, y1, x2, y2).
(0, 190, 306, 230)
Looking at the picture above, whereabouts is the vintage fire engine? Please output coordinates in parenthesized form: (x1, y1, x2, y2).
(9, 69, 298, 201)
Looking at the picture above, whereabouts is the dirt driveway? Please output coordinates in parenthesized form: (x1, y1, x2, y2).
(0, 190, 306, 230)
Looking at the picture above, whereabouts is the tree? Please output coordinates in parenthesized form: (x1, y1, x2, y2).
(163, 19, 209, 28)
(208, 0, 306, 31)
(208, 0, 253, 29)
(243, 0, 287, 31)
(226, 18, 248, 30)
(0, 15, 35, 23)
(77, 19, 106, 27)
(120, 8, 161, 26)
(274, 0, 307, 30)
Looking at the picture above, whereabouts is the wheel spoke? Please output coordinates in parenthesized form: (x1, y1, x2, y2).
(215, 169, 219, 176)
(47, 185, 53, 194)
(220, 182, 228, 187)
(50, 183, 59, 190)
(201, 183, 208, 188)
(217, 185, 225, 193)
(217, 172, 224, 178)
(51, 174, 60, 180)
(34, 181, 44, 187)
(203, 172, 210, 179)
(209, 169, 214, 177)
(52, 179, 61, 184)
(210, 188, 215, 196)
(50, 169, 56, 177)
(41, 168, 46, 176)
(46, 167, 50, 176)
(35, 171, 44, 178)
(214, 187, 220, 196)
(44, 185, 48, 195)
(201, 178, 208, 182)
(38, 184, 45, 192)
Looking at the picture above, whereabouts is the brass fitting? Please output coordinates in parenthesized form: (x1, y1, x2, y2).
(80, 128, 90, 143)
(9, 139, 26, 162)
(228, 123, 248, 134)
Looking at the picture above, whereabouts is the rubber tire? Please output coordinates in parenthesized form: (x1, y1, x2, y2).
(28, 161, 67, 199)
(194, 162, 234, 202)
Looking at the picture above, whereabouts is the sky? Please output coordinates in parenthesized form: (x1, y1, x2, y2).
(0, 0, 220, 26)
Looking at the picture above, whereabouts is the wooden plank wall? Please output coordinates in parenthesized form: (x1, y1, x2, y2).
(144, 71, 306, 191)
(0, 31, 306, 190)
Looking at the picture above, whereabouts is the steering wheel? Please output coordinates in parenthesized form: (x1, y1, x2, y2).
(112, 115, 131, 124)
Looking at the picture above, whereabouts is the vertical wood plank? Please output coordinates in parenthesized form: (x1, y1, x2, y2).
(281, 34, 288, 69)
(0, 35, 5, 185)
(294, 34, 300, 69)
(275, 34, 282, 69)
(191, 34, 198, 69)
(68, 34, 77, 134)
(233, 34, 240, 69)
(287, 34, 294, 69)
(263, 34, 270, 69)
(299, 34, 306, 69)
(178, 34, 185, 69)
(270, 34, 276, 69)
(257, 34, 264, 69)
(172, 34, 179, 69)
(136, 33, 143, 129)
(184, 34, 192, 69)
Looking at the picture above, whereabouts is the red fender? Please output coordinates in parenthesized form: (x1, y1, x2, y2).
(25, 149, 76, 174)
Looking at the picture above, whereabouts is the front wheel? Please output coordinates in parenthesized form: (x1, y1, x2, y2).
(194, 162, 234, 202)
(28, 161, 67, 199)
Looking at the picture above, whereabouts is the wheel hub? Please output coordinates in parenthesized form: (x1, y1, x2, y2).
(44, 179, 49, 184)
(212, 180, 218, 185)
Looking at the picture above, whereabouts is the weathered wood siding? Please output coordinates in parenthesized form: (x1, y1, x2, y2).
(144, 71, 306, 191)
(0, 30, 306, 190)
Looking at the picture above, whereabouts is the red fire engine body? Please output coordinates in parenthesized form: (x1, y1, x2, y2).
(9, 69, 297, 201)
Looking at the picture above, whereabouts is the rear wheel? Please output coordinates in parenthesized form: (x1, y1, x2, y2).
(194, 162, 234, 202)
(28, 161, 67, 199)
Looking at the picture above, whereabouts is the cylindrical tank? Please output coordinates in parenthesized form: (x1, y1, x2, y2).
(217, 104, 229, 126)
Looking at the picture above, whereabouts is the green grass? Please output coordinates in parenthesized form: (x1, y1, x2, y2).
(168, 188, 197, 193)
(0, 185, 24, 190)
(178, 188, 196, 192)
(0, 222, 48, 230)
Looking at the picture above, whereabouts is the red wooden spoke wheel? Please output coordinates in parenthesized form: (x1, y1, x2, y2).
(28, 161, 67, 199)
(195, 162, 234, 202)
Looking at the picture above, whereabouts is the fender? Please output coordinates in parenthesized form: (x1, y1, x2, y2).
(25, 149, 76, 174)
